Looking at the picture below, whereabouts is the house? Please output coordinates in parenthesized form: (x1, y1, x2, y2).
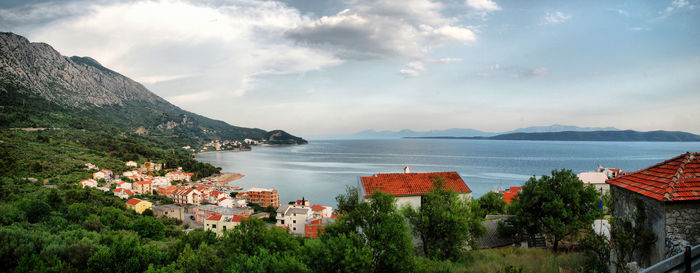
(156, 186, 178, 196)
(236, 188, 280, 208)
(166, 171, 193, 182)
(173, 187, 201, 205)
(204, 214, 248, 237)
(79, 179, 98, 188)
(358, 170, 472, 208)
(113, 188, 135, 199)
(607, 152, 700, 267)
(193, 205, 253, 223)
(598, 165, 624, 178)
(125, 198, 153, 214)
(125, 161, 138, 167)
(578, 171, 610, 194)
(93, 169, 113, 181)
(276, 204, 312, 235)
(217, 197, 247, 208)
(133, 180, 153, 195)
(151, 204, 184, 221)
(116, 181, 132, 190)
(276, 199, 333, 236)
(304, 217, 337, 238)
(151, 176, 171, 188)
(85, 163, 99, 170)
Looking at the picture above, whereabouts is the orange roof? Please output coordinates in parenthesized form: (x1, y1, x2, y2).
(196, 186, 207, 191)
(607, 152, 700, 201)
(124, 189, 135, 195)
(311, 204, 326, 211)
(126, 198, 141, 205)
(113, 188, 123, 192)
(503, 192, 518, 204)
(231, 215, 248, 222)
(136, 181, 152, 184)
(206, 214, 222, 221)
(359, 171, 471, 197)
(508, 186, 521, 193)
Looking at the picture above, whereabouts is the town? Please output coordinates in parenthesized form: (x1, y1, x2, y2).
(75, 152, 699, 273)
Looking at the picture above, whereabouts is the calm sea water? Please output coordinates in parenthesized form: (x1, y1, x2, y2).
(196, 139, 700, 207)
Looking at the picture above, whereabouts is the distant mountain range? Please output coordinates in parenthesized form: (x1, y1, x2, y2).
(408, 130, 700, 142)
(334, 124, 620, 139)
(0, 32, 306, 147)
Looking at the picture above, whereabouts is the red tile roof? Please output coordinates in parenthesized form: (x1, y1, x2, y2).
(136, 180, 152, 184)
(607, 152, 700, 202)
(206, 213, 222, 221)
(360, 171, 471, 197)
(310, 204, 326, 211)
(126, 198, 141, 205)
(503, 192, 517, 204)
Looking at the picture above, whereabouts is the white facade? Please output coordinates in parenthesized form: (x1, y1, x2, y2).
(276, 204, 313, 235)
(578, 172, 610, 193)
(80, 179, 98, 188)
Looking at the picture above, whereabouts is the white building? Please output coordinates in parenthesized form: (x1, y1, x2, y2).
(578, 171, 610, 193)
(92, 169, 113, 182)
(217, 197, 247, 208)
(116, 181, 132, 190)
(204, 214, 248, 237)
(80, 179, 98, 188)
(358, 170, 472, 209)
(276, 204, 313, 235)
(125, 161, 138, 167)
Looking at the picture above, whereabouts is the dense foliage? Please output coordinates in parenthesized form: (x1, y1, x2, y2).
(473, 191, 508, 218)
(402, 177, 485, 260)
(502, 169, 600, 251)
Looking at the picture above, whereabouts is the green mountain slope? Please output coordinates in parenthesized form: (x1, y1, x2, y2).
(0, 32, 306, 148)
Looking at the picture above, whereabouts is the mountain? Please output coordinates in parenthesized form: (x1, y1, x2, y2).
(0, 32, 306, 147)
(337, 125, 619, 139)
(408, 130, 700, 142)
(487, 130, 700, 142)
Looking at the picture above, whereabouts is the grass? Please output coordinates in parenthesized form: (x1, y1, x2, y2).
(417, 247, 592, 273)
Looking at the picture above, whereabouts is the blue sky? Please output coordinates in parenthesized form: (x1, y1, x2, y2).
(1, 0, 698, 136)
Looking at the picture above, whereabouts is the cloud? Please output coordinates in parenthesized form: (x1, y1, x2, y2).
(286, 0, 475, 60)
(660, 0, 695, 17)
(608, 8, 629, 17)
(542, 11, 571, 25)
(478, 64, 549, 78)
(0, 0, 341, 99)
(466, 0, 501, 11)
(398, 57, 463, 77)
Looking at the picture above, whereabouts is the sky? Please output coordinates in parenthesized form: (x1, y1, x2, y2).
(1, 0, 699, 137)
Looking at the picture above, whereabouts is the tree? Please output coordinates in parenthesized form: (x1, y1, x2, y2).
(402, 177, 485, 260)
(329, 187, 414, 272)
(132, 217, 166, 240)
(474, 191, 507, 218)
(505, 169, 599, 251)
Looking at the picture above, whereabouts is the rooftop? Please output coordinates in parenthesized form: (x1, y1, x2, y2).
(578, 172, 608, 184)
(126, 198, 142, 205)
(607, 152, 700, 202)
(359, 171, 471, 197)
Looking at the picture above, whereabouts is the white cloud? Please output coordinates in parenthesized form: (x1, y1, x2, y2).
(660, 0, 695, 17)
(542, 11, 571, 25)
(478, 64, 548, 78)
(286, 0, 475, 60)
(1, 0, 341, 99)
(466, 0, 501, 11)
(399, 69, 421, 77)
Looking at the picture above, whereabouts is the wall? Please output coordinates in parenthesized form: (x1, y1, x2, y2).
(395, 196, 422, 209)
(664, 202, 700, 258)
(611, 187, 666, 266)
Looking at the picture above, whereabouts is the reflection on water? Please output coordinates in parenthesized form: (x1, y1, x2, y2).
(196, 139, 700, 207)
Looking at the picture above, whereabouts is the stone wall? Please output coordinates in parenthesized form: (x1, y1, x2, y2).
(610, 187, 666, 266)
(664, 202, 700, 257)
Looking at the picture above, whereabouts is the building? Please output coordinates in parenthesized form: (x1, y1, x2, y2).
(151, 204, 185, 221)
(173, 187, 202, 205)
(113, 188, 135, 199)
(578, 171, 610, 193)
(133, 180, 153, 195)
(116, 181, 132, 190)
(304, 217, 336, 238)
(125, 161, 138, 167)
(217, 197, 247, 208)
(166, 171, 193, 182)
(193, 205, 253, 223)
(125, 198, 153, 214)
(358, 170, 472, 208)
(79, 179, 98, 188)
(607, 152, 700, 267)
(276, 200, 333, 236)
(204, 214, 248, 236)
(598, 165, 624, 178)
(93, 169, 113, 181)
(237, 188, 279, 208)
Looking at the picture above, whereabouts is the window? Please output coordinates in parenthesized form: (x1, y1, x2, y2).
(281, 220, 285, 224)
(293, 227, 296, 230)
(294, 213, 296, 216)
(223, 226, 227, 231)
(164, 212, 168, 215)
(212, 224, 217, 229)
(293, 220, 296, 223)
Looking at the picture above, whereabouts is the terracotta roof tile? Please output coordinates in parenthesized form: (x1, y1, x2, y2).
(607, 152, 700, 202)
(206, 214, 222, 221)
(360, 171, 471, 197)
(310, 204, 326, 211)
(126, 198, 141, 205)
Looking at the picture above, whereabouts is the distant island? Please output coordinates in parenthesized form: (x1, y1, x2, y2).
(405, 130, 700, 142)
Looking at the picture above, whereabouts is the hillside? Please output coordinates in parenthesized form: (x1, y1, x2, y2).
(0, 32, 306, 148)
(337, 125, 620, 139)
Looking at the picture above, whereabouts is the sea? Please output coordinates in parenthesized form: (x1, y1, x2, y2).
(195, 139, 700, 207)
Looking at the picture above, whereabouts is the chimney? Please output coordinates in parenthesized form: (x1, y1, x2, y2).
(403, 166, 410, 173)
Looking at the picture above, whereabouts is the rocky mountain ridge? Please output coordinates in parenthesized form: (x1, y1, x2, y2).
(0, 32, 307, 147)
